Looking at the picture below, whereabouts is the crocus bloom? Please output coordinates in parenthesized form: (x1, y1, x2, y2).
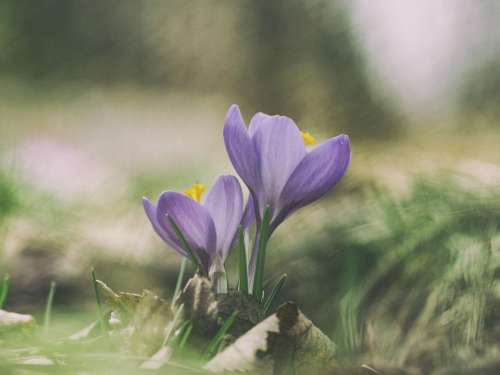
(224, 105, 351, 286)
(223, 104, 351, 233)
(143, 175, 245, 274)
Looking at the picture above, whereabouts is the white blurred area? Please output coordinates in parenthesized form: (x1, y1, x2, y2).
(348, 0, 500, 116)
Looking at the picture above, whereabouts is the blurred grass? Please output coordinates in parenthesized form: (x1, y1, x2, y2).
(274, 176, 500, 371)
(0, 158, 500, 373)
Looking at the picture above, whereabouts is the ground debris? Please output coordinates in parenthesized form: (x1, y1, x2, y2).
(96, 279, 172, 356)
(0, 309, 34, 331)
(205, 302, 337, 374)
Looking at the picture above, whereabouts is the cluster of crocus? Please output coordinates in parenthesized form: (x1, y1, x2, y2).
(143, 105, 351, 301)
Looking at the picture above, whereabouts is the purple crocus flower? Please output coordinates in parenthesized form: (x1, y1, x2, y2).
(143, 175, 245, 274)
(223, 104, 351, 233)
(224, 105, 351, 287)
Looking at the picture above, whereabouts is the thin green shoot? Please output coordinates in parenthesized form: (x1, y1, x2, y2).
(178, 321, 193, 349)
(43, 281, 56, 334)
(238, 226, 248, 295)
(169, 320, 191, 349)
(253, 206, 271, 302)
(91, 268, 107, 336)
(206, 309, 239, 357)
(0, 273, 11, 309)
(162, 304, 184, 347)
(168, 216, 203, 274)
(263, 274, 287, 316)
(172, 258, 187, 309)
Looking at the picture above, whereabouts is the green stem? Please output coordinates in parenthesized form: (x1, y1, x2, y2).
(178, 321, 193, 349)
(171, 320, 190, 346)
(206, 309, 239, 357)
(172, 258, 187, 309)
(0, 273, 10, 309)
(43, 281, 56, 334)
(91, 268, 107, 336)
(263, 274, 287, 316)
(238, 226, 248, 295)
(252, 206, 271, 302)
(168, 216, 203, 274)
(162, 304, 184, 346)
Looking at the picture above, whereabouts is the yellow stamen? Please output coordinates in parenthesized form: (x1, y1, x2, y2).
(301, 131, 317, 146)
(184, 183, 205, 203)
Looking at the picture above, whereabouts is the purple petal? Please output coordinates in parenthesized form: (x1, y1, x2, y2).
(223, 105, 261, 197)
(143, 197, 186, 257)
(157, 192, 217, 270)
(248, 112, 268, 137)
(250, 113, 306, 218)
(275, 134, 351, 229)
(241, 193, 255, 230)
(204, 175, 244, 260)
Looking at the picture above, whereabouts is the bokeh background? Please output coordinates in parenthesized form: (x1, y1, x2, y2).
(1, 1, 500, 372)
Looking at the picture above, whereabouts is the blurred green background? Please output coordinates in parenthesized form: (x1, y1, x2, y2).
(1, 1, 500, 373)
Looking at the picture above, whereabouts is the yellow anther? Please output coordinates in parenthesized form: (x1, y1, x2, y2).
(184, 183, 205, 203)
(301, 131, 317, 146)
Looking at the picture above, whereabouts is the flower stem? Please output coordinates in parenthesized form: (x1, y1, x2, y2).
(168, 216, 203, 274)
(209, 255, 228, 294)
(238, 226, 248, 295)
(171, 258, 187, 309)
(162, 304, 184, 346)
(253, 206, 271, 302)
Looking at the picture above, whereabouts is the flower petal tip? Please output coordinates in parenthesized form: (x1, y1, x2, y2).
(142, 197, 156, 215)
(225, 104, 242, 122)
(338, 134, 352, 162)
(228, 103, 240, 112)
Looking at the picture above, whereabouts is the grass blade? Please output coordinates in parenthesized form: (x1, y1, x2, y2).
(178, 321, 193, 349)
(167, 319, 195, 351)
(91, 268, 107, 336)
(43, 281, 56, 334)
(168, 216, 203, 274)
(171, 258, 187, 309)
(206, 309, 239, 357)
(163, 304, 184, 346)
(238, 226, 248, 295)
(0, 273, 10, 309)
(253, 206, 271, 302)
(263, 274, 287, 316)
